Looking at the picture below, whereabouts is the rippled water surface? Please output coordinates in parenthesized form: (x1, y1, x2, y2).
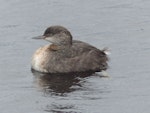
(0, 0, 150, 113)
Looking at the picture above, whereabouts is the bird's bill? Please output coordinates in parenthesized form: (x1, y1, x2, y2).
(32, 35, 46, 39)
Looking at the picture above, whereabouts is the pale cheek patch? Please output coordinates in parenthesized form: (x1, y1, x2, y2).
(45, 36, 59, 44)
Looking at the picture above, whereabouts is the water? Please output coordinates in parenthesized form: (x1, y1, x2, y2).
(0, 0, 150, 113)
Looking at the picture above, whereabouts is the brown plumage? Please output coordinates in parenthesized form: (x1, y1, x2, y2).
(31, 25, 109, 73)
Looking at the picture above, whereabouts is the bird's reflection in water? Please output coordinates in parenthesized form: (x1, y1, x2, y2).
(44, 104, 76, 113)
(31, 69, 95, 96)
(31, 69, 109, 112)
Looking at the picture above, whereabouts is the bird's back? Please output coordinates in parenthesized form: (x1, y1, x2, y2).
(69, 40, 108, 72)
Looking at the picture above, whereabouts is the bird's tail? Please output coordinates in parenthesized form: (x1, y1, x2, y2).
(102, 47, 111, 55)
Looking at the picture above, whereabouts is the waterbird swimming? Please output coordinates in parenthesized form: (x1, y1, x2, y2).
(31, 25, 109, 74)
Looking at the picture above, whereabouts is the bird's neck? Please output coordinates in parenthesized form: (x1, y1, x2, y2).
(49, 44, 59, 51)
(49, 44, 71, 51)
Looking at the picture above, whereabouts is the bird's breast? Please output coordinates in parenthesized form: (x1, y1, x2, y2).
(31, 45, 51, 73)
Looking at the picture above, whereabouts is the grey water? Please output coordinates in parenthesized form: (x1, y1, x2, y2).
(0, 0, 150, 113)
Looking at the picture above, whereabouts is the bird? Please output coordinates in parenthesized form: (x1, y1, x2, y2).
(31, 25, 109, 74)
